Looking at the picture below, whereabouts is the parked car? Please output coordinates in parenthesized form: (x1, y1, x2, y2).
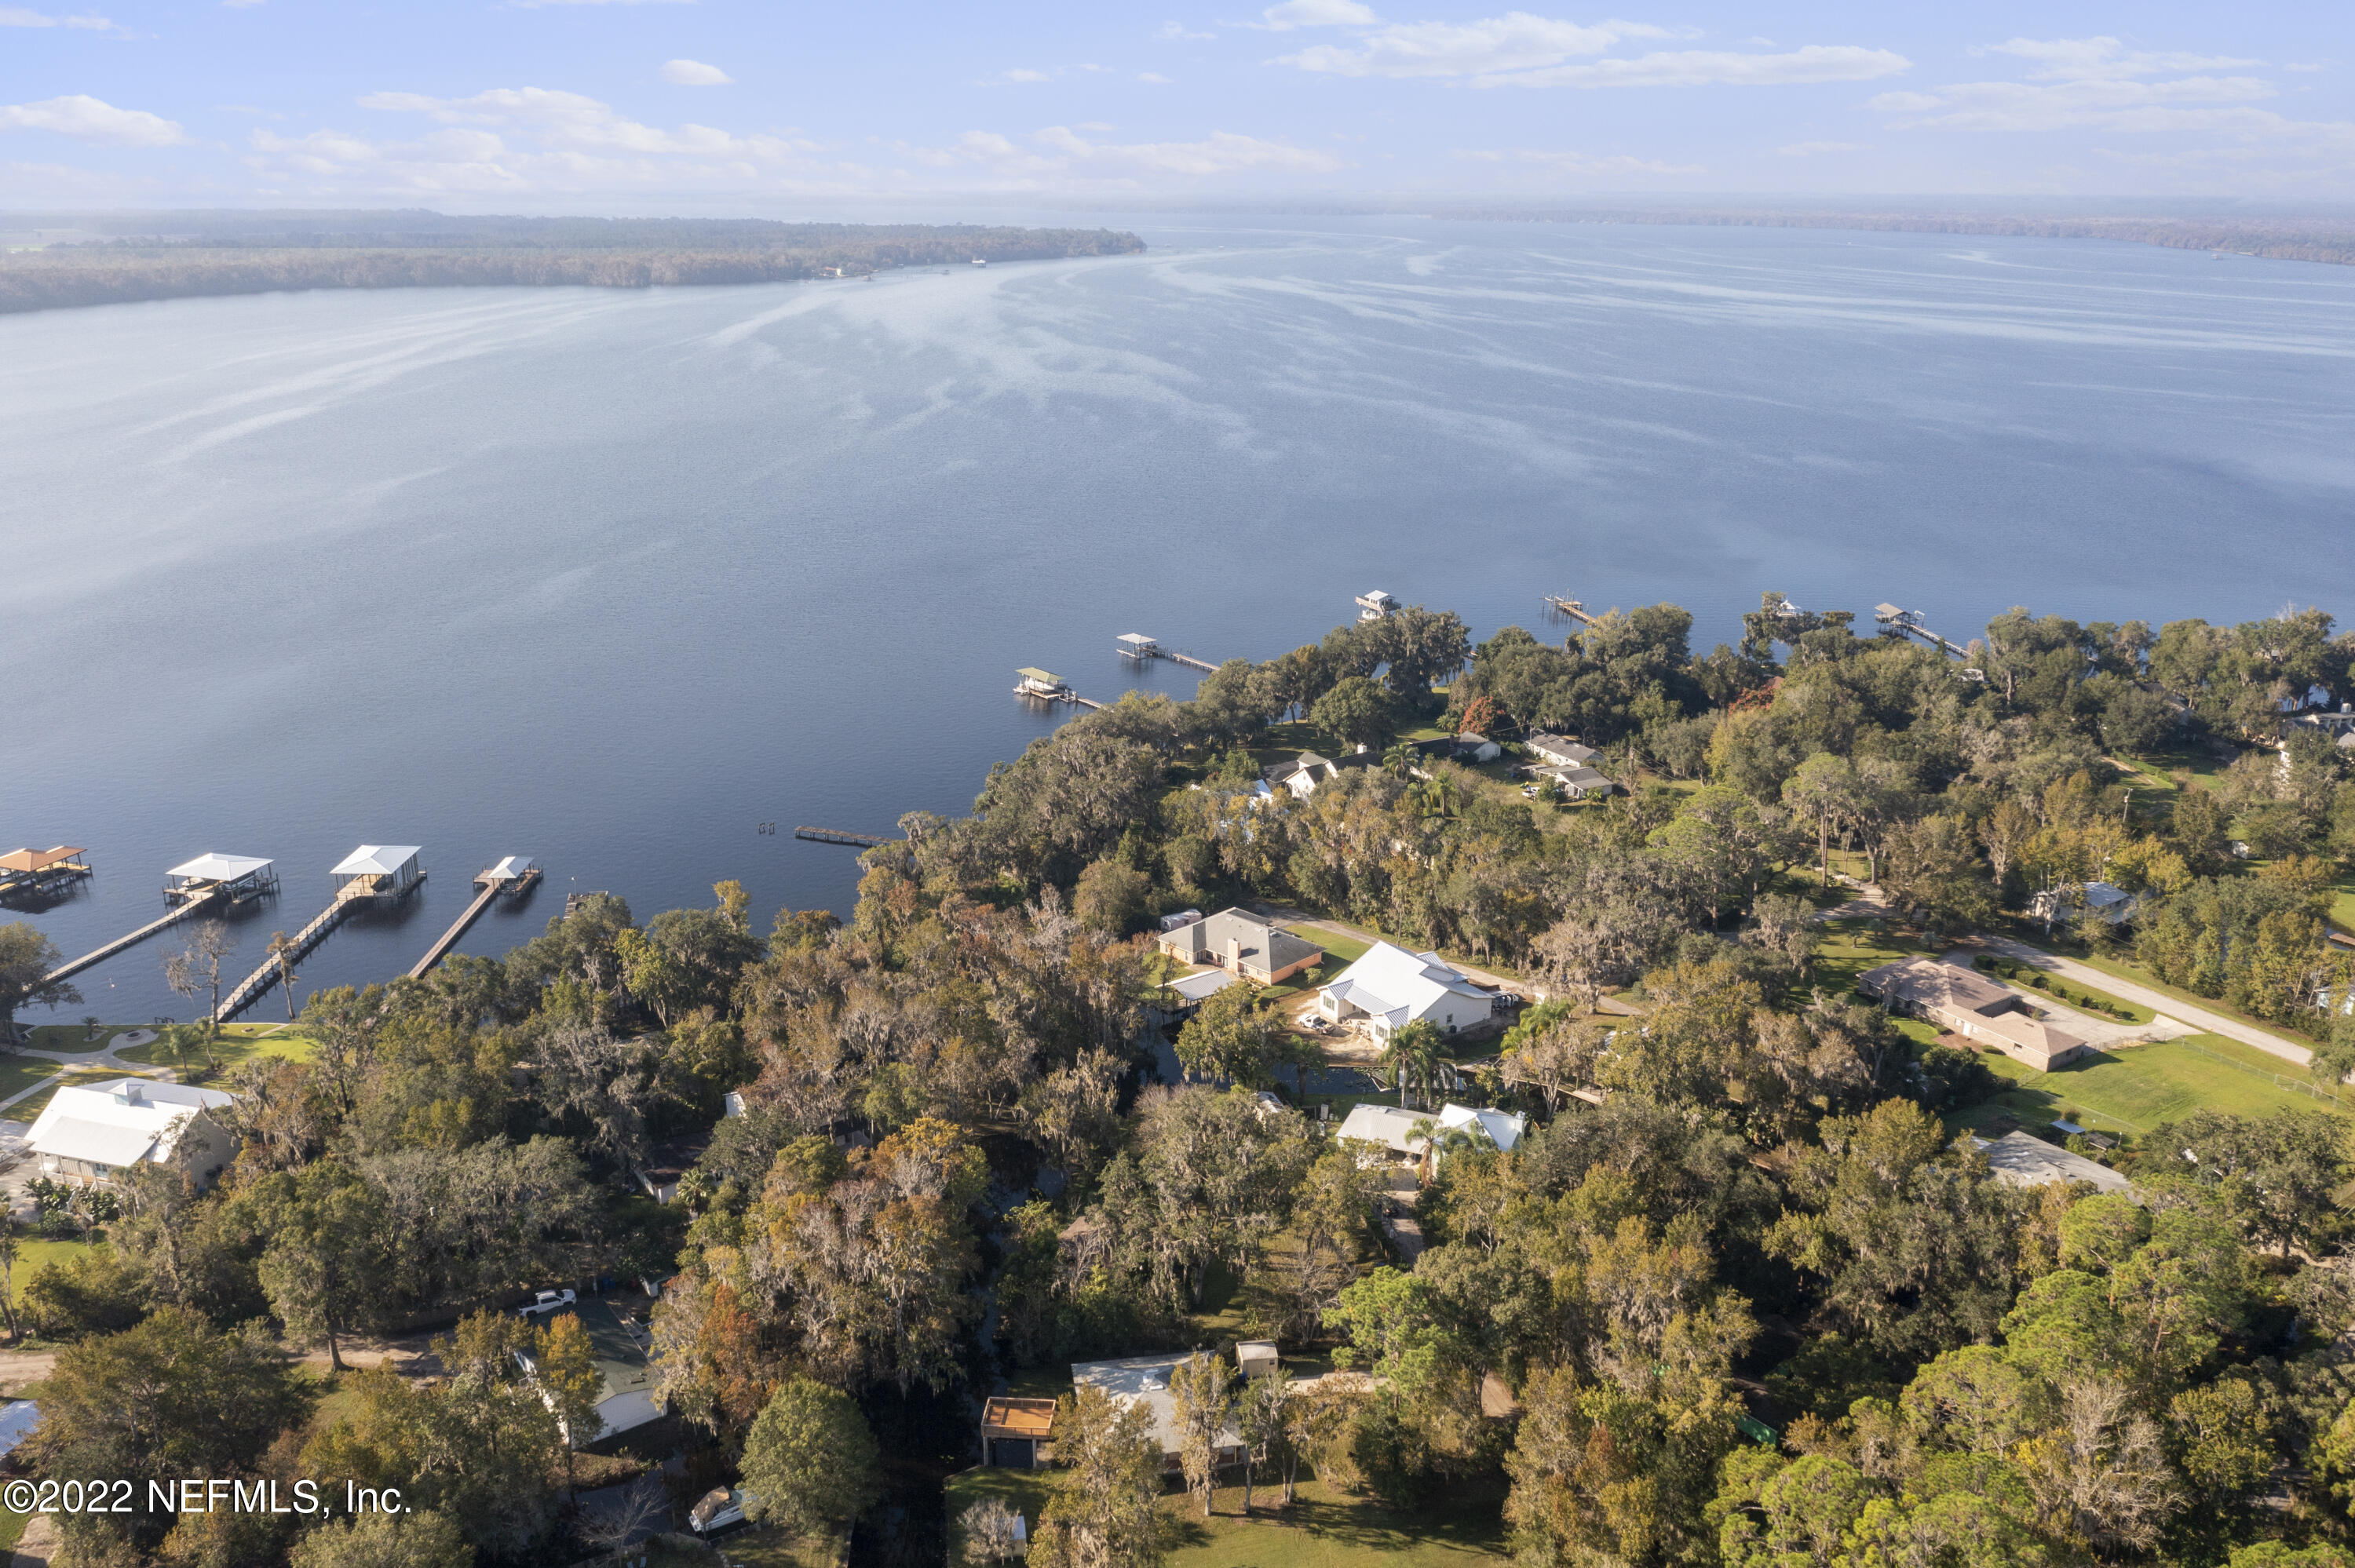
(690, 1486, 758, 1536)
(517, 1288, 577, 1319)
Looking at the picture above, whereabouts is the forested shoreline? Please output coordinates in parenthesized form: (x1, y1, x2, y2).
(0, 215, 1144, 314)
(1437, 206, 2355, 267)
(2, 589, 2353, 1567)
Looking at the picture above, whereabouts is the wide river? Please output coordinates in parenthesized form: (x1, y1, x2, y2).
(5, 213, 2353, 1023)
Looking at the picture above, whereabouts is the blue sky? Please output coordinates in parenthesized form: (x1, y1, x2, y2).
(2, 1, 2350, 209)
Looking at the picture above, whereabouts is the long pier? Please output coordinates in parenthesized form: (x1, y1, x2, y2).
(1872, 603, 1968, 659)
(795, 826, 893, 848)
(1116, 635, 1218, 674)
(215, 883, 378, 1021)
(1543, 596, 1599, 626)
(44, 885, 225, 985)
(407, 860, 542, 979)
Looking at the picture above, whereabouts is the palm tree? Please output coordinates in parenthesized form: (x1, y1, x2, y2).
(267, 931, 301, 1023)
(1382, 742, 1415, 779)
(1380, 1019, 1447, 1110)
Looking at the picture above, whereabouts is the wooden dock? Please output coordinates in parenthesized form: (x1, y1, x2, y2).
(1872, 603, 1968, 659)
(215, 884, 372, 1020)
(1117, 635, 1218, 674)
(794, 827, 893, 848)
(0, 846, 92, 902)
(1543, 595, 1599, 626)
(407, 860, 542, 979)
(43, 884, 225, 985)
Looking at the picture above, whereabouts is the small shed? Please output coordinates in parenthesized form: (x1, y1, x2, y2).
(1237, 1341, 1280, 1380)
(981, 1398, 1057, 1468)
(162, 852, 278, 903)
(331, 845, 423, 898)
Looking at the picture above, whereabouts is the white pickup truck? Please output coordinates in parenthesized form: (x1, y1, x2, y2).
(517, 1289, 577, 1320)
(690, 1486, 758, 1536)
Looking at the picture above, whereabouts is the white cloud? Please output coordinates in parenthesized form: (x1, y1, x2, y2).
(659, 59, 732, 86)
(1140, 72, 1173, 83)
(0, 5, 123, 29)
(0, 95, 186, 146)
(1778, 140, 1860, 155)
(1286, 13, 1668, 77)
(993, 68, 1053, 83)
(1871, 35, 2355, 183)
(1482, 44, 1910, 89)
(352, 87, 782, 157)
(1459, 146, 1703, 174)
(1259, 0, 1378, 29)
(918, 123, 1345, 181)
(1981, 36, 2259, 81)
(1157, 20, 1214, 40)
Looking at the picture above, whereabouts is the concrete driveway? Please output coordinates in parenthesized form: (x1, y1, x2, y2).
(1932, 950, 2194, 1048)
(1966, 935, 2314, 1068)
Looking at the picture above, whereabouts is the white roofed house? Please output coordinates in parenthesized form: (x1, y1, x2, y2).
(1071, 1355, 1246, 1473)
(1318, 940, 1492, 1041)
(26, 1079, 237, 1187)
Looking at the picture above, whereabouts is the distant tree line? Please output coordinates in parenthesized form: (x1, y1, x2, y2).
(0, 219, 1145, 314)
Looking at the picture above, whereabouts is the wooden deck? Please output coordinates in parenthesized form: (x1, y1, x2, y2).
(215, 884, 371, 1021)
(1543, 595, 1598, 626)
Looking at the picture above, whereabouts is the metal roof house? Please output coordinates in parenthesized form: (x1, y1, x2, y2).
(1973, 1131, 2130, 1193)
(1319, 940, 1491, 1040)
(163, 852, 279, 903)
(330, 844, 424, 898)
(1155, 908, 1324, 986)
(1071, 1354, 1246, 1472)
(25, 1078, 237, 1186)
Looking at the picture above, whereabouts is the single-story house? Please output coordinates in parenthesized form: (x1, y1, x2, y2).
(1525, 734, 1597, 768)
(2028, 881, 2137, 928)
(980, 1397, 1058, 1468)
(26, 1079, 237, 1186)
(1071, 1355, 1246, 1472)
(1156, 908, 1324, 986)
(1149, 966, 1244, 1027)
(1972, 1131, 2130, 1194)
(1335, 1103, 1435, 1161)
(633, 1132, 712, 1205)
(1454, 734, 1502, 764)
(1859, 957, 2090, 1071)
(516, 1298, 665, 1444)
(1265, 753, 1340, 800)
(1318, 940, 1491, 1039)
(1552, 766, 1617, 800)
(1437, 1103, 1528, 1152)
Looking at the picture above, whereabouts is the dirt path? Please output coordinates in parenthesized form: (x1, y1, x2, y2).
(0, 1351, 55, 1395)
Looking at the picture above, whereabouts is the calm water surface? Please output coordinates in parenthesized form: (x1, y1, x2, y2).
(4, 215, 2353, 1021)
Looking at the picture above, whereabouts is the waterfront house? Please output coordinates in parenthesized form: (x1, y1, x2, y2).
(1264, 753, 1341, 799)
(26, 1079, 237, 1187)
(1859, 957, 2090, 1071)
(1155, 908, 1324, 985)
(1319, 941, 1490, 1040)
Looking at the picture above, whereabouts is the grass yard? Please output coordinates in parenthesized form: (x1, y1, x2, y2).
(0, 1056, 63, 1111)
(700, 1525, 839, 1566)
(1948, 1034, 2340, 1139)
(947, 1468, 1506, 1567)
(1810, 920, 1926, 995)
(116, 1024, 316, 1077)
(23, 1023, 130, 1055)
(13, 1234, 98, 1278)
(1972, 957, 2158, 1026)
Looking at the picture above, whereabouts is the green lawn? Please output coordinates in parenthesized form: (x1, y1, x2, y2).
(23, 1023, 133, 1055)
(705, 1526, 838, 1566)
(1949, 1034, 2341, 1139)
(10, 1067, 129, 1121)
(116, 1024, 316, 1076)
(1972, 957, 2157, 1026)
(0, 1056, 63, 1111)
(947, 1468, 1506, 1567)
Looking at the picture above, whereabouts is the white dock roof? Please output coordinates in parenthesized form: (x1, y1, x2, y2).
(333, 844, 421, 876)
(487, 855, 538, 881)
(166, 852, 273, 881)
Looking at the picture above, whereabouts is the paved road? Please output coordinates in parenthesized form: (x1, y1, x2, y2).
(1971, 934, 2314, 1068)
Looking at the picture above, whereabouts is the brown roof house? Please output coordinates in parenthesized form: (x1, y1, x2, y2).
(1860, 957, 2090, 1071)
(1155, 908, 1324, 986)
